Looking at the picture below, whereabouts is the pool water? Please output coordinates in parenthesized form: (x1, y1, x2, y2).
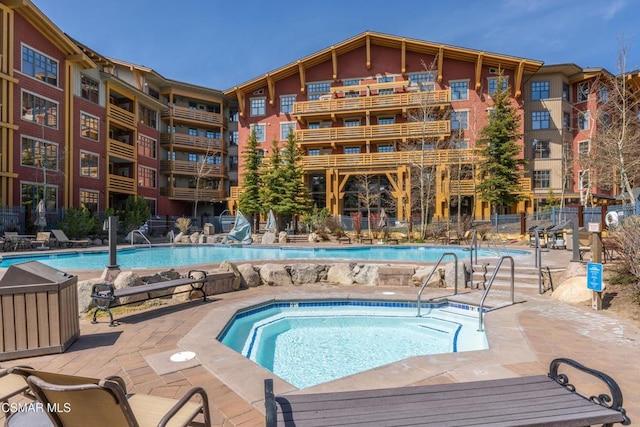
(218, 300, 487, 388)
(0, 244, 526, 270)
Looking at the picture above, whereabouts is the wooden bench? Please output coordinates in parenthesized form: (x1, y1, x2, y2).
(265, 358, 630, 427)
(90, 270, 208, 326)
(338, 236, 351, 244)
(385, 238, 399, 245)
(359, 237, 374, 244)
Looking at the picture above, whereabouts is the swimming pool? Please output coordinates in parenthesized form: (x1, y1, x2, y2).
(0, 245, 526, 270)
(218, 300, 487, 388)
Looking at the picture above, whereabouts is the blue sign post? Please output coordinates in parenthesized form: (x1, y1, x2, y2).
(586, 262, 603, 310)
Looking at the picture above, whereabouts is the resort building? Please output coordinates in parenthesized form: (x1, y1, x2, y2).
(0, 0, 628, 229)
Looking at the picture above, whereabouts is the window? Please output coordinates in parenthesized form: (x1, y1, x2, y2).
(280, 95, 295, 114)
(409, 72, 436, 91)
(377, 144, 394, 153)
(137, 134, 157, 159)
(80, 112, 99, 141)
(207, 130, 221, 139)
(22, 45, 57, 86)
(307, 82, 331, 100)
(562, 83, 570, 101)
(377, 116, 395, 125)
(378, 88, 394, 95)
(138, 165, 156, 188)
(344, 147, 360, 154)
(578, 141, 590, 158)
(343, 79, 360, 86)
(188, 128, 197, 136)
(281, 122, 296, 140)
(531, 111, 550, 130)
(250, 97, 266, 116)
(21, 183, 57, 211)
(308, 122, 321, 129)
(450, 111, 468, 130)
(450, 80, 468, 100)
(533, 170, 550, 188)
(230, 131, 238, 145)
(188, 153, 198, 162)
(139, 105, 157, 128)
(307, 149, 320, 156)
(230, 109, 239, 122)
(577, 81, 589, 102)
(450, 139, 468, 149)
(563, 112, 571, 130)
(250, 123, 266, 142)
(81, 75, 99, 103)
(21, 91, 58, 128)
(79, 151, 99, 178)
(344, 119, 360, 127)
(79, 190, 98, 212)
(531, 81, 549, 100)
(377, 76, 394, 83)
(488, 77, 508, 95)
(599, 86, 609, 103)
(533, 140, 550, 159)
(21, 137, 58, 170)
(578, 111, 590, 131)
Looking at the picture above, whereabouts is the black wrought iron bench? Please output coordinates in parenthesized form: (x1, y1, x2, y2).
(265, 358, 629, 426)
(90, 270, 209, 326)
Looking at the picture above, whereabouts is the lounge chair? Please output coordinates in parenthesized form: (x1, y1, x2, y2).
(51, 229, 88, 248)
(9, 367, 211, 426)
(30, 231, 51, 249)
(0, 366, 32, 414)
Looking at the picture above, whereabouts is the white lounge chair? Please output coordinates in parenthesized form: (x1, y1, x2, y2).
(51, 229, 88, 248)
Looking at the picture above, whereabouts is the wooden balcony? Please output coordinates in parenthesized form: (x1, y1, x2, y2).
(107, 104, 136, 128)
(108, 174, 136, 195)
(301, 149, 477, 170)
(293, 91, 450, 118)
(161, 106, 226, 127)
(296, 120, 450, 146)
(159, 160, 226, 177)
(160, 133, 225, 153)
(108, 138, 135, 161)
(160, 187, 225, 202)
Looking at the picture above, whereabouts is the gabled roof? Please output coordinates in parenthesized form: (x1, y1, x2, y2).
(225, 30, 544, 96)
(6, 0, 95, 68)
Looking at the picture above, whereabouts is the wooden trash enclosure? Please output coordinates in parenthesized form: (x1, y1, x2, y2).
(0, 261, 79, 361)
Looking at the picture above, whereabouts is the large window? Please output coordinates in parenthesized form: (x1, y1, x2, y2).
(138, 165, 156, 188)
(578, 111, 590, 131)
(280, 95, 296, 114)
(230, 130, 238, 145)
(533, 170, 550, 188)
(531, 81, 549, 100)
(533, 140, 550, 159)
(250, 97, 266, 116)
(137, 134, 157, 159)
(450, 80, 468, 100)
(344, 119, 360, 127)
(377, 116, 395, 125)
(250, 123, 266, 142)
(578, 140, 590, 159)
(139, 105, 157, 128)
(488, 77, 508, 95)
(563, 112, 571, 130)
(450, 111, 468, 130)
(531, 111, 550, 130)
(307, 82, 331, 100)
(79, 190, 99, 212)
(80, 151, 99, 178)
(80, 112, 99, 141)
(344, 147, 360, 154)
(21, 183, 57, 211)
(21, 137, 58, 170)
(22, 45, 57, 86)
(22, 91, 58, 128)
(577, 81, 589, 102)
(280, 122, 296, 140)
(81, 75, 99, 103)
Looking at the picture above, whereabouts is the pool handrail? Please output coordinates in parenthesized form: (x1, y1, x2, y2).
(130, 229, 152, 247)
(417, 252, 458, 317)
(478, 255, 515, 332)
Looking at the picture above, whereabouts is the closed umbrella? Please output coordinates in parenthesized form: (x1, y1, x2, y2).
(378, 208, 387, 229)
(34, 199, 47, 230)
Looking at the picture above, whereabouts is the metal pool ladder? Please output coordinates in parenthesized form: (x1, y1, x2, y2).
(478, 255, 515, 331)
(417, 252, 458, 317)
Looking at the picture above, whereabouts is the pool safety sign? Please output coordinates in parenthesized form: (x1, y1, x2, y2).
(586, 262, 603, 292)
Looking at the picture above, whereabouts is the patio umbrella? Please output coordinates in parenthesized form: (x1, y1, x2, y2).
(265, 209, 277, 233)
(378, 208, 387, 229)
(34, 199, 47, 230)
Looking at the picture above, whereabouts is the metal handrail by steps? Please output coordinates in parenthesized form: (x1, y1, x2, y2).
(478, 255, 515, 332)
(417, 252, 458, 317)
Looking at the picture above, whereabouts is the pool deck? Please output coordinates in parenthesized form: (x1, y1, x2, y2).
(1, 244, 639, 425)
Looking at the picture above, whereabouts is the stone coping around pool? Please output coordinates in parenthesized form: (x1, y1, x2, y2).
(178, 285, 536, 413)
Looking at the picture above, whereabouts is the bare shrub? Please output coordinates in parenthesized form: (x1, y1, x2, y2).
(609, 216, 640, 291)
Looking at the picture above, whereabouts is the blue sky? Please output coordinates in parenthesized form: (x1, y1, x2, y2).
(34, 0, 638, 91)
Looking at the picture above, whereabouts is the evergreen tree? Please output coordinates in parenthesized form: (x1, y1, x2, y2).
(259, 138, 284, 215)
(476, 74, 526, 214)
(238, 130, 262, 228)
(279, 130, 311, 228)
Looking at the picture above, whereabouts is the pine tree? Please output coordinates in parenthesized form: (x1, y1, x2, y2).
(238, 130, 262, 227)
(279, 130, 311, 228)
(259, 138, 284, 216)
(476, 74, 526, 214)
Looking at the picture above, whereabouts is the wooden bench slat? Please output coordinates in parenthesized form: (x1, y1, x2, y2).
(113, 277, 198, 297)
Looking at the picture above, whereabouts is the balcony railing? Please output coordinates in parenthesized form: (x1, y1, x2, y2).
(108, 174, 136, 194)
(295, 121, 450, 145)
(159, 160, 226, 177)
(160, 187, 225, 201)
(229, 186, 242, 199)
(108, 138, 135, 161)
(293, 91, 450, 116)
(160, 133, 225, 152)
(107, 104, 136, 128)
(161, 106, 226, 127)
(301, 149, 478, 169)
